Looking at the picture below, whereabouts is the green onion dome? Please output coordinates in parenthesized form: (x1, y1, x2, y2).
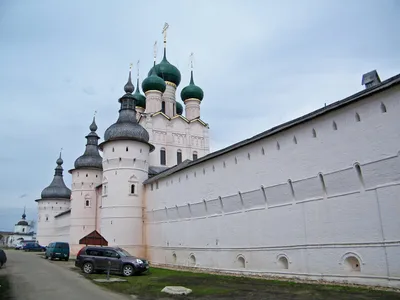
(133, 78, 146, 108)
(180, 70, 204, 101)
(176, 101, 183, 115)
(148, 49, 181, 87)
(142, 62, 167, 93)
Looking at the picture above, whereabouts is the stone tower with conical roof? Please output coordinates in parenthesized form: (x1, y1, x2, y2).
(99, 67, 154, 256)
(36, 153, 71, 246)
(68, 116, 103, 253)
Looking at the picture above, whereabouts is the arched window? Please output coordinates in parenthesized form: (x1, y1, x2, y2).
(277, 256, 289, 269)
(85, 200, 90, 207)
(177, 149, 182, 164)
(130, 184, 135, 194)
(189, 254, 196, 267)
(237, 255, 245, 268)
(192, 151, 198, 160)
(22, 228, 25, 233)
(126, 146, 129, 152)
(312, 128, 317, 138)
(172, 253, 177, 264)
(161, 101, 166, 113)
(160, 148, 166, 165)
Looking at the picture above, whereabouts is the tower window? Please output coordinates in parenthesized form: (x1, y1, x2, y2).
(312, 128, 317, 138)
(112, 147, 115, 152)
(130, 184, 135, 194)
(22, 228, 25, 233)
(85, 200, 90, 207)
(161, 101, 166, 113)
(86, 174, 88, 177)
(160, 148, 166, 165)
(380, 102, 387, 113)
(177, 149, 182, 164)
(193, 151, 198, 160)
(126, 147, 129, 152)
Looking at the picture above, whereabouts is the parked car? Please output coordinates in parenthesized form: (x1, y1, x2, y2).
(22, 242, 46, 252)
(0, 249, 6, 268)
(45, 242, 70, 261)
(75, 246, 149, 276)
(15, 240, 36, 250)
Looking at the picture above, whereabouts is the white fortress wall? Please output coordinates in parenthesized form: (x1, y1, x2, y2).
(144, 85, 400, 287)
(54, 211, 71, 243)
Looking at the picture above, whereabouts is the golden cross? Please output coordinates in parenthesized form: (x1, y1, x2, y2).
(129, 63, 133, 71)
(162, 22, 169, 42)
(137, 60, 140, 78)
(94, 110, 97, 117)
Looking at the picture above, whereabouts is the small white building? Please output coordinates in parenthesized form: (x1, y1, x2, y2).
(6, 210, 35, 247)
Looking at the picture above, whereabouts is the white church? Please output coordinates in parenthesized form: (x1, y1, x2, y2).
(35, 30, 400, 288)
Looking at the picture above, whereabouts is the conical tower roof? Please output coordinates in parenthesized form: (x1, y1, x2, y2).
(73, 116, 103, 170)
(41, 153, 71, 199)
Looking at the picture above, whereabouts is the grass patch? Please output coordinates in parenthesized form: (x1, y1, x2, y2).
(80, 267, 400, 299)
(0, 275, 13, 300)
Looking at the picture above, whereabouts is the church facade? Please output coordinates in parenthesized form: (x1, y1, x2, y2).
(35, 37, 400, 288)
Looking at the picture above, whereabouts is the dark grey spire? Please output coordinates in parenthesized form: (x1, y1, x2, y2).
(73, 116, 103, 170)
(100, 68, 153, 150)
(124, 68, 134, 94)
(41, 153, 71, 199)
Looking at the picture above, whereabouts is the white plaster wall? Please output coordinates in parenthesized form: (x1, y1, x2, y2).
(36, 199, 70, 246)
(14, 224, 30, 234)
(100, 140, 151, 257)
(144, 91, 163, 114)
(141, 114, 210, 168)
(184, 98, 201, 120)
(69, 168, 102, 254)
(145, 86, 400, 287)
(54, 212, 71, 243)
(162, 83, 176, 117)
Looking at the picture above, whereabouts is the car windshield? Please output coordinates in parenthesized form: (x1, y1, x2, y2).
(116, 248, 131, 257)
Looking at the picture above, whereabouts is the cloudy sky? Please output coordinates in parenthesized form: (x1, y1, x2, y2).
(0, 0, 399, 230)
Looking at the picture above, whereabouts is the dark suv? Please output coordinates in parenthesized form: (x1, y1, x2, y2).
(75, 246, 149, 276)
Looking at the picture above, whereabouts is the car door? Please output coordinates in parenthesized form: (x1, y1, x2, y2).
(103, 250, 122, 272)
(87, 249, 107, 270)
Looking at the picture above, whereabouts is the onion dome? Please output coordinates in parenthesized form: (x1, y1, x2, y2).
(41, 153, 71, 199)
(176, 101, 183, 115)
(73, 117, 103, 170)
(101, 68, 153, 150)
(142, 62, 166, 93)
(180, 70, 204, 101)
(133, 78, 146, 108)
(17, 209, 29, 226)
(148, 48, 181, 87)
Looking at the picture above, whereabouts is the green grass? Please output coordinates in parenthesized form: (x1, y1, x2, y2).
(0, 276, 13, 300)
(78, 267, 400, 299)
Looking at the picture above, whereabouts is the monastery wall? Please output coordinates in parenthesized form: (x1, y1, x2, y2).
(144, 85, 400, 287)
(54, 212, 71, 243)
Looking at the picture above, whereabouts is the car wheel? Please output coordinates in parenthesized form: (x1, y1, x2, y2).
(82, 262, 94, 274)
(45, 255, 48, 259)
(0, 262, 3, 269)
(122, 264, 134, 277)
(65, 257, 69, 262)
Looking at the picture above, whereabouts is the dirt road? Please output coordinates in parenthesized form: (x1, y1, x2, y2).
(0, 250, 130, 300)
